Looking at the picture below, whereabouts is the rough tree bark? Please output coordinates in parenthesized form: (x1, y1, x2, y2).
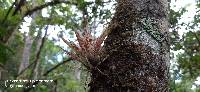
(89, 0, 170, 92)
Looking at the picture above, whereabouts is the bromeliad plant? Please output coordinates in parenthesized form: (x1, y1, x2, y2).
(61, 17, 110, 70)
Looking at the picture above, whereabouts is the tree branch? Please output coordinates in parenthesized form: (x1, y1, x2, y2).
(43, 58, 72, 76)
(23, 0, 112, 17)
(24, 1, 78, 17)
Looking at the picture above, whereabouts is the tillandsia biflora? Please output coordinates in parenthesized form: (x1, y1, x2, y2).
(60, 13, 111, 71)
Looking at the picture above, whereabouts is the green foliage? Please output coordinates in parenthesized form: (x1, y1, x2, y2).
(0, 8, 21, 41)
(169, 1, 200, 91)
(176, 31, 200, 79)
(0, 43, 13, 64)
(169, 8, 187, 28)
(169, 7, 187, 51)
(0, 7, 21, 65)
(77, 0, 87, 11)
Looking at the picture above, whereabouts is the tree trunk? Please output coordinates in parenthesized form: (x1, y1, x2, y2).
(18, 0, 38, 76)
(18, 34, 33, 75)
(89, 0, 170, 92)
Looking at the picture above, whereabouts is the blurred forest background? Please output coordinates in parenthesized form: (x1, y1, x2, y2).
(0, 0, 200, 92)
